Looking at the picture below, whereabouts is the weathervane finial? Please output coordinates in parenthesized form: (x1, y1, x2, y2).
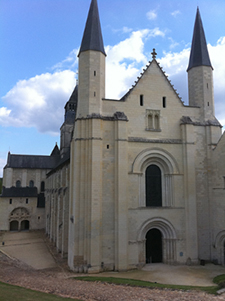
(151, 48, 157, 59)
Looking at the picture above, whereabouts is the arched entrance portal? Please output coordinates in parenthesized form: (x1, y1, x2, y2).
(138, 218, 177, 265)
(9, 207, 30, 231)
(10, 220, 19, 231)
(21, 220, 29, 231)
(146, 228, 162, 263)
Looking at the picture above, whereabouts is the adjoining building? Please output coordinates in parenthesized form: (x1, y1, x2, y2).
(1, 0, 225, 272)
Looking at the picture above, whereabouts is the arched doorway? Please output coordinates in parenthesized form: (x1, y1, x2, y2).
(9, 207, 30, 231)
(146, 228, 163, 263)
(10, 220, 19, 231)
(21, 220, 29, 231)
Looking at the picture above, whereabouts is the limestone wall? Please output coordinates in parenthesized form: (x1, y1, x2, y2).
(45, 162, 70, 256)
(0, 197, 45, 231)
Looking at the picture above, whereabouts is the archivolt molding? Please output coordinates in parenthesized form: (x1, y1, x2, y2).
(9, 207, 30, 220)
(131, 148, 180, 175)
(137, 217, 177, 241)
(214, 231, 225, 248)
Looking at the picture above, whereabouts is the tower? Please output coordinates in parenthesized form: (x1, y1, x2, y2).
(60, 85, 77, 157)
(187, 8, 222, 261)
(187, 8, 214, 121)
(77, 0, 106, 117)
(68, 0, 106, 273)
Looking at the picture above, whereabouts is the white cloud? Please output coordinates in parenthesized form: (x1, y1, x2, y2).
(122, 27, 133, 34)
(111, 26, 133, 35)
(208, 37, 225, 126)
(158, 48, 190, 103)
(52, 49, 79, 71)
(158, 37, 225, 127)
(0, 107, 11, 117)
(1, 30, 224, 137)
(149, 27, 165, 38)
(0, 70, 76, 135)
(0, 157, 6, 177)
(171, 10, 181, 17)
(168, 37, 180, 49)
(147, 9, 157, 20)
(105, 30, 150, 99)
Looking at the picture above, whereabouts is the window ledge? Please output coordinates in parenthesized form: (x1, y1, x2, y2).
(145, 128, 162, 132)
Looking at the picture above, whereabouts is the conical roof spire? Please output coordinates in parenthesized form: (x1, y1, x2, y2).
(78, 0, 106, 56)
(187, 7, 212, 71)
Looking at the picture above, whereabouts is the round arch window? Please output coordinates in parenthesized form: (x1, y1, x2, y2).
(146, 164, 162, 207)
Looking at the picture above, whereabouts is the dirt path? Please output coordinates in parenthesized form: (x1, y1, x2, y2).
(0, 251, 225, 301)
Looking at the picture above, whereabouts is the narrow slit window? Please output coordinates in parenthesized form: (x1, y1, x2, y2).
(26, 198, 28, 204)
(9, 199, 12, 204)
(107, 145, 109, 149)
(163, 97, 166, 108)
(94, 91, 96, 97)
(94, 71, 96, 76)
(140, 95, 144, 106)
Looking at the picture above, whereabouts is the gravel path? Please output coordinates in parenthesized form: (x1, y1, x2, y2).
(0, 251, 224, 301)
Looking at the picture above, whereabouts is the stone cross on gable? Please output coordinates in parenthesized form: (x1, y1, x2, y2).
(151, 48, 157, 59)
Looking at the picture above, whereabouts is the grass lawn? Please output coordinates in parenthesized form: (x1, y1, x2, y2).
(0, 281, 82, 301)
(74, 275, 225, 295)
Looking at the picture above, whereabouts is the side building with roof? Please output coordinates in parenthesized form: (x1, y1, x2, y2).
(0, 146, 60, 231)
(0, 85, 77, 247)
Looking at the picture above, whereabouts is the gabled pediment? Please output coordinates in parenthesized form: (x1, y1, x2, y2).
(120, 51, 184, 106)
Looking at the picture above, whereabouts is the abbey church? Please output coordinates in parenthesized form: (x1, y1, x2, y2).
(1, 0, 225, 273)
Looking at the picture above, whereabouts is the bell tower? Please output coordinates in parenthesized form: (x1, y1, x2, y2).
(69, 0, 106, 273)
(77, 0, 106, 117)
(187, 8, 214, 121)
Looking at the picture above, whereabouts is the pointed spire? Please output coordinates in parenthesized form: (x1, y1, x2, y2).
(187, 7, 212, 71)
(78, 0, 106, 56)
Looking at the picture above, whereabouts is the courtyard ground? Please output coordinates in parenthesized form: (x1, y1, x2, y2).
(0, 230, 225, 301)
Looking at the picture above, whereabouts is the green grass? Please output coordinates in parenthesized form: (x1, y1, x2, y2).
(74, 276, 221, 295)
(213, 274, 225, 288)
(0, 281, 82, 301)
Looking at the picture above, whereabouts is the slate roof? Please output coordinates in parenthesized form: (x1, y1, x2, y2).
(187, 8, 212, 71)
(78, 0, 106, 56)
(50, 144, 60, 157)
(47, 149, 70, 177)
(5, 153, 58, 170)
(1, 186, 38, 197)
(64, 85, 78, 124)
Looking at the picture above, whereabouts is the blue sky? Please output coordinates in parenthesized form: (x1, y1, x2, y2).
(0, 0, 225, 176)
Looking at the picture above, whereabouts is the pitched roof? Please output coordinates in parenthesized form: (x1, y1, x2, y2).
(187, 8, 212, 71)
(1, 186, 37, 197)
(5, 153, 57, 170)
(78, 0, 106, 56)
(64, 85, 78, 124)
(50, 144, 60, 157)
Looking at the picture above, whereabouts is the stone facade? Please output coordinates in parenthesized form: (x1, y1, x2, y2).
(0, 167, 47, 231)
(0, 1, 225, 273)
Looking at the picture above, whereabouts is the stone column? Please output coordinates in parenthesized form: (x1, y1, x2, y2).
(181, 123, 199, 264)
(114, 114, 128, 271)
